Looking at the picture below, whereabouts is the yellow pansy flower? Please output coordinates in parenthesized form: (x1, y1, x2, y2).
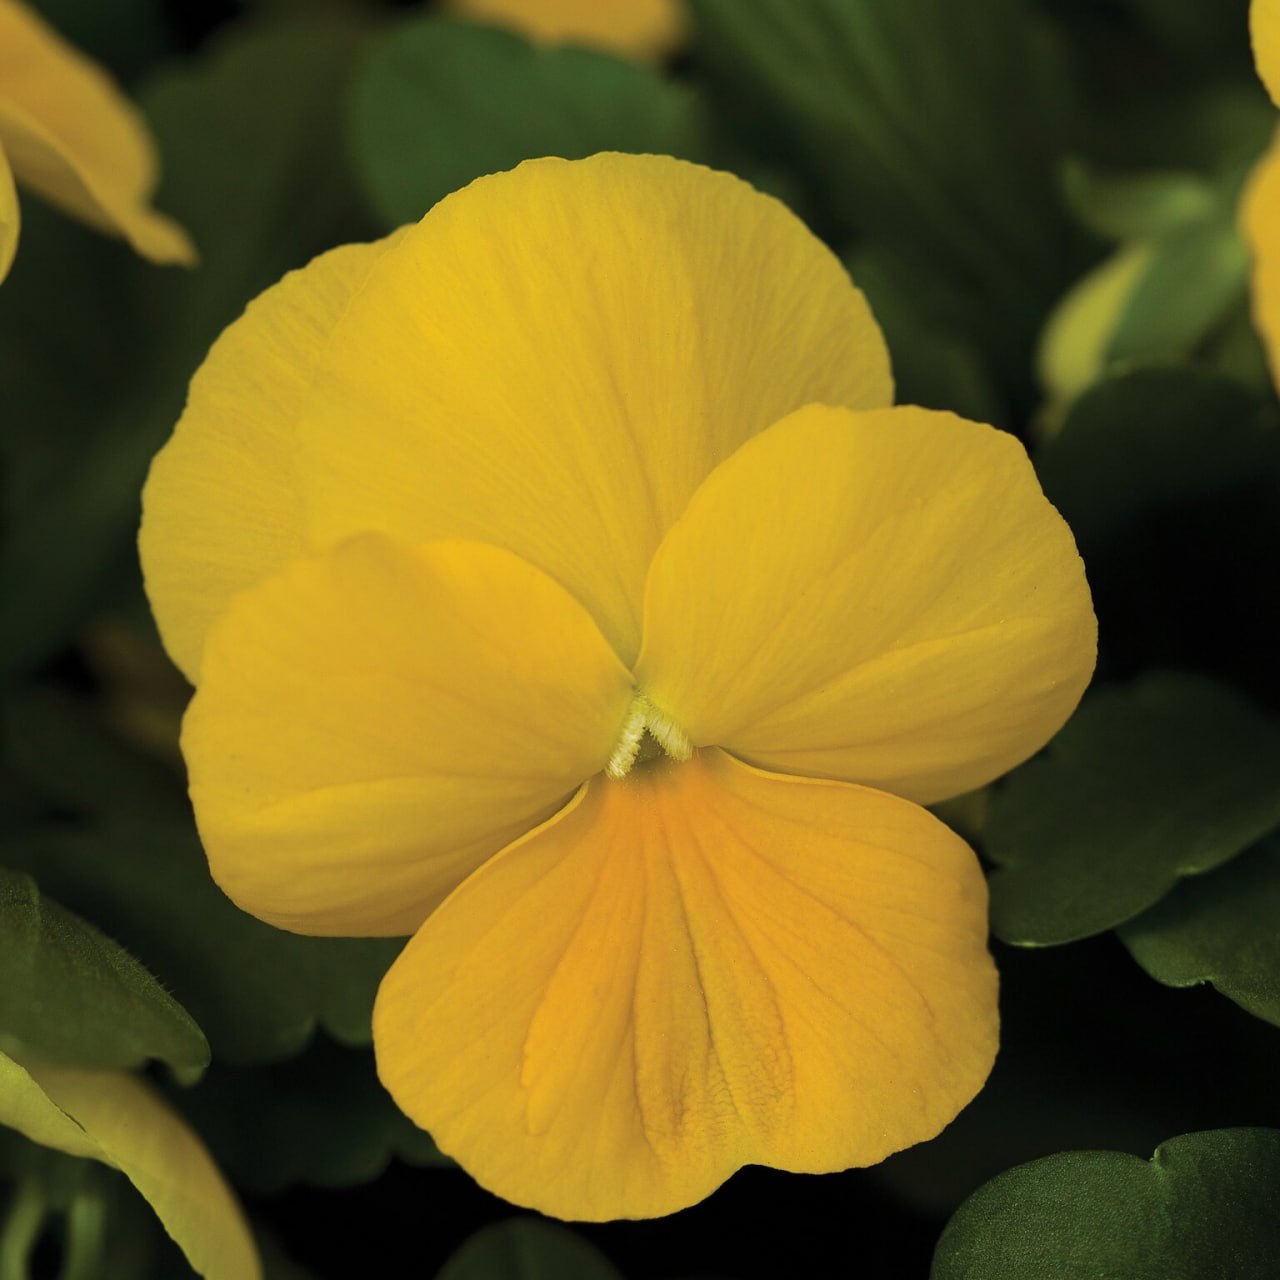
(140, 153, 1095, 1221)
(1246, 0, 1280, 388)
(0, 0, 193, 281)
(444, 0, 686, 62)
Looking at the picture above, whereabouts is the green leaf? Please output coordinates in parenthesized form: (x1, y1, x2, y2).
(931, 1129, 1280, 1279)
(0, 868, 208, 1080)
(0, 1051, 261, 1279)
(845, 244, 1003, 425)
(1107, 214, 1249, 366)
(689, 0, 1082, 374)
(985, 674, 1280, 945)
(349, 17, 702, 229)
(1, 823, 402, 1065)
(174, 1038, 449, 1196)
(1061, 161, 1215, 242)
(438, 1220, 622, 1280)
(1118, 839, 1280, 1026)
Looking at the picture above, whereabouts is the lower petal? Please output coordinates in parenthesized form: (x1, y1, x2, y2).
(0, 142, 16, 280)
(374, 750, 998, 1221)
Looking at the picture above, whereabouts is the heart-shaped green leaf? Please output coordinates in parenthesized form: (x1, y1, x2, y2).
(438, 1219, 622, 1280)
(349, 17, 702, 230)
(174, 1038, 448, 1195)
(931, 1129, 1280, 1279)
(0, 867, 208, 1079)
(985, 673, 1280, 945)
(1118, 838, 1280, 1027)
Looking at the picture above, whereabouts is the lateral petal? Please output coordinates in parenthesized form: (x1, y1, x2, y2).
(184, 535, 633, 937)
(636, 404, 1096, 804)
(294, 153, 892, 662)
(140, 234, 402, 682)
(374, 750, 997, 1221)
(0, 0, 192, 262)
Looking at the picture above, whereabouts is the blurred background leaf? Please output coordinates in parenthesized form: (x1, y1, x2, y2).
(173, 1037, 449, 1196)
(349, 17, 704, 229)
(438, 1219, 624, 1280)
(688, 0, 1087, 410)
(1033, 368, 1280, 707)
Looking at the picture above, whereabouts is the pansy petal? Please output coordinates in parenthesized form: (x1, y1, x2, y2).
(0, 142, 16, 281)
(140, 234, 402, 683)
(295, 153, 892, 661)
(445, 0, 687, 61)
(185, 534, 632, 937)
(0, 0, 192, 263)
(375, 750, 998, 1221)
(636, 404, 1096, 805)
(1244, 129, 1280, 390)
(1253, 0, 1280, 106)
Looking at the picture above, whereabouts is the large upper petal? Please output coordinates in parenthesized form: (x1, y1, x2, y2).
(635, 404, 1096, 804)
(375, 750, 998, 1221)
(183, 534, 633, 937)
(140, 234, 402, 682)
(293, 153, 892, 662)
(0, 0, 192, 263)
(1244, 128, 1280, 391)
(1253, 0, 1280, 106)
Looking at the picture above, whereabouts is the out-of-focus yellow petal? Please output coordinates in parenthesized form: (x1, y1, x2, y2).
(295, 154, 892, 662)
(636, 404, 1096, 805)
(0, 141, 16, 281)
(140, 234, 402, 683)
(1243, 128, 1280, 388)
(0, 0, 192, 263)
(1, 1051, 260, 1280)
(184, 534, 632, 937)
(445, 0, 687, 61)
(1253, 0, 1280, 106)
(375, 750, 998, 1221)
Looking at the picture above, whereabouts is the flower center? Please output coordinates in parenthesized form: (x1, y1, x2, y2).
(606, 690, 692, 779)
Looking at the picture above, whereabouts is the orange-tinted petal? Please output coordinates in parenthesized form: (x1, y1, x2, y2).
(140, 234, 402, 682)
(184, 535, 632, 937)
(0, 0, 192, 263)
(294, 153, 891, 661)
(636, 404, 1096, 804)
(375, 750, 998, 1221)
